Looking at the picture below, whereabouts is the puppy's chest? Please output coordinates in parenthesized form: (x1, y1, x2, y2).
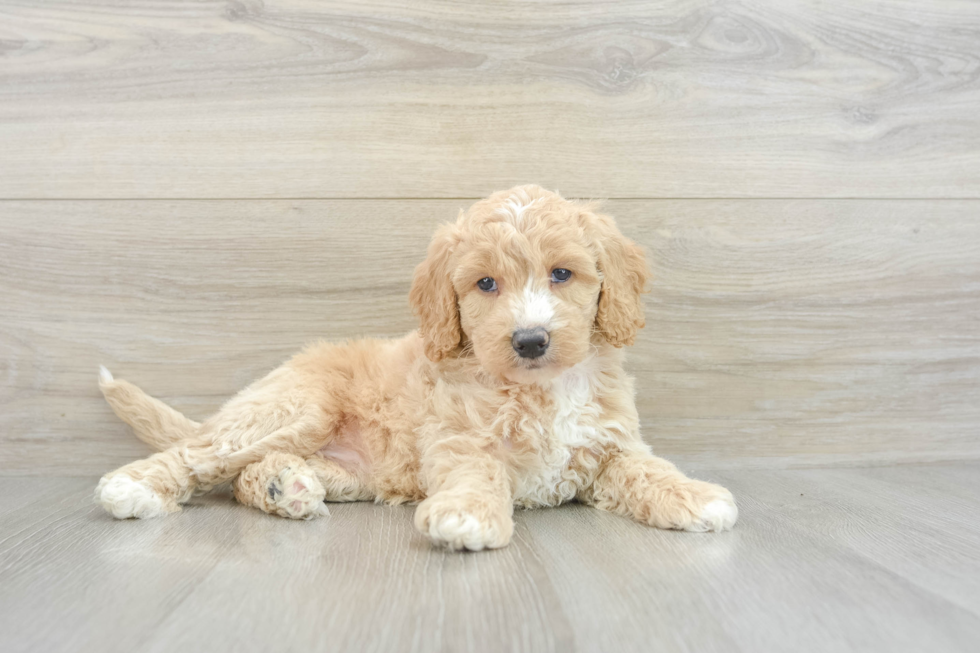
(504, 368, 608, 507)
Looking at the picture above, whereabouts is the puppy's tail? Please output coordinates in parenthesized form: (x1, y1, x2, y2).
(99, 366, 201, 451)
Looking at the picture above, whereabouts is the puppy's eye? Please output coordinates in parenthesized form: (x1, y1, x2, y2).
(551, 268, 572, 283)
(477, 277, 497, 292)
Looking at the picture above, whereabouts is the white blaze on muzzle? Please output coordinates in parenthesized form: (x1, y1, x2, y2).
(512, 278, 556, 330)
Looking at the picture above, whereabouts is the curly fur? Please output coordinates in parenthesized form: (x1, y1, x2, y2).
(95, 185, 737, 551)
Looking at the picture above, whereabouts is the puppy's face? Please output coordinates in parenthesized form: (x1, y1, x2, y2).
(411, 186, 649, 384)
(452, 204, 602, 384)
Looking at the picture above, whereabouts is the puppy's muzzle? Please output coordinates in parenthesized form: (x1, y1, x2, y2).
(512, 328, 550, 359)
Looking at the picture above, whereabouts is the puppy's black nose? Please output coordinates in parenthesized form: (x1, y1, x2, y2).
(512, 328, 550, 359)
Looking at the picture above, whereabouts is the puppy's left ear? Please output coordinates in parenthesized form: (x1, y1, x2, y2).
(410, 223, 462, 362)
(583, 209, 650, 347)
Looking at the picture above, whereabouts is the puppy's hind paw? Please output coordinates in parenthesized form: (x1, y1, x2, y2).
(96, 475, 168, 520)
(268, 466, 328, 520)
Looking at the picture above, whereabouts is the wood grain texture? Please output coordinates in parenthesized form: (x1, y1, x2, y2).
(524, 463, 980, 653)
(1, 199, 978, 475)
(2, 465, 979, 653)
(1, 0, 979, 198)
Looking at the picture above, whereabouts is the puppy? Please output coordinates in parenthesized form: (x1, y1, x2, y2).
(96, 185, 737, 550)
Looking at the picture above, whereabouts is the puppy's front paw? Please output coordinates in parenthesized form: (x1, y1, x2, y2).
(414, 493, 513, 551)
(695, 492, 739, 532)
(268, 466, 328, 520)
(668, 481, 738, 533)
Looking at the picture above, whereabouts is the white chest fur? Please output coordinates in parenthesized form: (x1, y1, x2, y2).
(511, 358, 613, 508)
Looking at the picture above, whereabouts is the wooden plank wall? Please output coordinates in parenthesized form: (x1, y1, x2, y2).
(1, 1, 979, 475)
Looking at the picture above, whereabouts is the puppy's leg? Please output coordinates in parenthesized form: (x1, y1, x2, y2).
(188, 409, 329, 487)
(414, 445, 513, 551)
(96, 446, 202, 519)
(233, 452, 328, 520)
(97, 411, 330, 519)
(304, 455, 374, 502)
(582, 451, 738, 532)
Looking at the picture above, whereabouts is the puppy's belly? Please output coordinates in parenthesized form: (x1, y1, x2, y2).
(315, 418, 372, 476)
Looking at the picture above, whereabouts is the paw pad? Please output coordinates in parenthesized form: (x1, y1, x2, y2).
(267, 467, 327, 520)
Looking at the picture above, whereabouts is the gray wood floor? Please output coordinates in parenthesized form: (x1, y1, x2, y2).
(2, 463, 979, 653)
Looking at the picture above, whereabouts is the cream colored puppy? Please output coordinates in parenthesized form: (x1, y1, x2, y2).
(97, 185, 737, 550)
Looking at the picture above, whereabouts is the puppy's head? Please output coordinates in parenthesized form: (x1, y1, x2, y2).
(410, 185, 649, 383)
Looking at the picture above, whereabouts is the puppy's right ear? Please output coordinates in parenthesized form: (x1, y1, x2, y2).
(410, 223, 461, 362)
